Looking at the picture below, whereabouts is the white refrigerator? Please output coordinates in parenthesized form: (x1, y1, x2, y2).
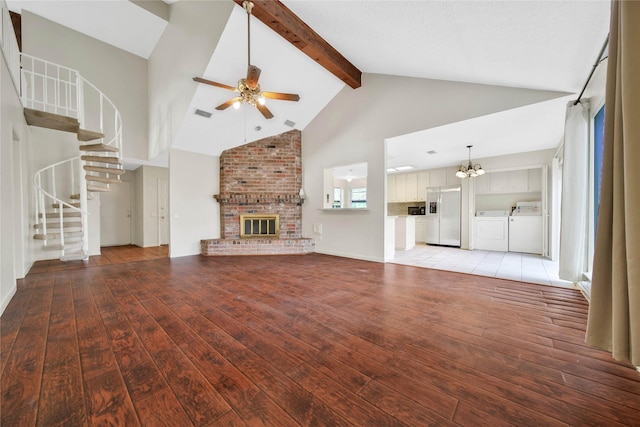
(425, 185, 461, 246)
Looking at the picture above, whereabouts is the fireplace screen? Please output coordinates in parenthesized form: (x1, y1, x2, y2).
(240, 214, 279, 238)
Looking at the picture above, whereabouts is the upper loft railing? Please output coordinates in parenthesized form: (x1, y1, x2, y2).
(0, 0, 20, 87)
(20, 54, 79, 118)
(20, 53, 123, 152)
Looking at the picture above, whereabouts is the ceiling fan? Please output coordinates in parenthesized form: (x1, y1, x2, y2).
(193, 0, 300, 119)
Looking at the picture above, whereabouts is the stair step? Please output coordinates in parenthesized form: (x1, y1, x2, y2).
(34, 231, 84, 240)
(87, 185, 111, 193)
(86, 175, 121, 184)
(77, 129, 105, 142)
(23, 108, 80, 133)
(83, 165, 125, 175)
(38, 211, 82, 219)
(80, 144, 120, 153)
(79, 143, 119, 152)
(34, 221, 82, 229)
(60, 252, 88, 262)
(70, 193, 94, 200)
(42, 241, 84, 251)
(81, 155, 123, 165)
(52, 202, 81, 209)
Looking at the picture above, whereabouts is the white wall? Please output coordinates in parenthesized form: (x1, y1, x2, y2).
(147, 0, 233, 159)
(169, 149, 219, 257)
(22, 11, 150, 160)
(1, 49, 29, 314)
(302, 73, 568, 262)
(473, 149, 555, 172)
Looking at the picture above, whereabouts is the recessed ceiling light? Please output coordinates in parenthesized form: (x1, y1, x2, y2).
(395, 165, 414, 171)
(387, 168, 397, 172)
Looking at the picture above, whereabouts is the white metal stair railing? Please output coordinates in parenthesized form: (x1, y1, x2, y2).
(33, 157, 87, 258)
(21, 53, 124, 260)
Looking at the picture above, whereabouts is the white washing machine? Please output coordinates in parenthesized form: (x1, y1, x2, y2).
(474, 210, 510, 252)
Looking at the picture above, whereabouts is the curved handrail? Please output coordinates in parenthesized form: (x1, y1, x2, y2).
(33, 156, 85, 214)
(78, 76, 123, 151)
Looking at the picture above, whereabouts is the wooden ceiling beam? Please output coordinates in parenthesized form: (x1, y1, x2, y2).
(233, 0, 361, 89)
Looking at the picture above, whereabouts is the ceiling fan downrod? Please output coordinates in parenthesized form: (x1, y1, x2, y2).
(243, 1, 254, 67)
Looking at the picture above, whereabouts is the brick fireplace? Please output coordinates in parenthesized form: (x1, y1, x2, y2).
(201, 129, 314, 256)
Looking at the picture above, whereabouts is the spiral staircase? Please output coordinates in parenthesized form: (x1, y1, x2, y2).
(21, 54, 124, 261)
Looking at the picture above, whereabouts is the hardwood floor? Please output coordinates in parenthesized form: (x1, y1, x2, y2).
(2, 247, 639, 426)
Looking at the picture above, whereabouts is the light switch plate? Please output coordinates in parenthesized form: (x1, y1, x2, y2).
(313, 224, 322, 235)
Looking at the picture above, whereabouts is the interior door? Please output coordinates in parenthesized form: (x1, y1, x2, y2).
(158, 178, 169, 245)
(100, 181, 131, 246)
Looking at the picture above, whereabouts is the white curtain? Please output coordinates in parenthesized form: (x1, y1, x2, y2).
(558, 101, 590, 283)
(586, 0, 640, 368)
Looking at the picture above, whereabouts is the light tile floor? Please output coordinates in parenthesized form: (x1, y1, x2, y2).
(390, 243, 575, 289)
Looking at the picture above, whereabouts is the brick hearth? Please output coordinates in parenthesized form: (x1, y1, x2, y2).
(201, 129, 314, 256)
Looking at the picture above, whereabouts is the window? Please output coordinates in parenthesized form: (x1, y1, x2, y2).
(332, 187, 342, 208)
(593, 105, 605, 236)
(351, 187, 367, 208)
(587, 103, 605, 275)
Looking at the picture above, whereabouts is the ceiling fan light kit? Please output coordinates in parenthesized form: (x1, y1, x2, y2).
(456, 145, 485, 178)
(192, 0, 300, 120)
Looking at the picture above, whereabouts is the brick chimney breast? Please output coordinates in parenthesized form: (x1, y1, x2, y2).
(202, 130, 313, 256)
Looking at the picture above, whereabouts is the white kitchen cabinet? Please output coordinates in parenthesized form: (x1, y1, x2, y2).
(429, 169, 446, 187)
(445, 167, 460, 186)
(395, 216, 416, 250)
(489, 171, 509, 193)
(508, 170, 529, 193)
(417, 172, 429, 201)
(395, 174, 406, 201)
(528, 168, 542, 192)
(387, 175, 397, 202)
(415, 217, 427, 243)
(474, 173, 490, 194)
(385, 217, 396, 261)
(405, 173, 418, 201)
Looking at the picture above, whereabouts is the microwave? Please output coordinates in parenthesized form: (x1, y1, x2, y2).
(408, 206, 425, 215)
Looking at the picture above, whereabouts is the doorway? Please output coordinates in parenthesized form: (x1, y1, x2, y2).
(100, 181, 132, 246)
(158, 178, 169, 245)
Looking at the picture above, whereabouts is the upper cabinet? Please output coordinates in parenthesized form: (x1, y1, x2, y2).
(417, 171, 429, 201)
(429, 169, 446, 187)
(387, 167, 462, 203)
(489, 171, 509, 193)
(387, 174, 397, 202)
(508, 169, 529, 193)
(475, 168, 543, 195)
(528, 168, 542, 192)
(405, 173, 418, 201)
(474, 173, 490, 194)
(395, 173, 407, 201)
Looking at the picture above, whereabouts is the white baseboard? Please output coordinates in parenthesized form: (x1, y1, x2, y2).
(0, 283, 17, 316)
(577, 280, 592, 302)
(314, 249, 384, 263)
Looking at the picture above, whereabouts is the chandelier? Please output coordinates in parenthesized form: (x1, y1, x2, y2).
(456, 145, 485, 178)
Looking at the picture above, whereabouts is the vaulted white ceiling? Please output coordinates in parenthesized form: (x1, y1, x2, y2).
(7, 0, 611, 168)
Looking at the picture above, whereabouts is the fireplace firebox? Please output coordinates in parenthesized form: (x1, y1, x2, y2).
(240, 214, 279, 238)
